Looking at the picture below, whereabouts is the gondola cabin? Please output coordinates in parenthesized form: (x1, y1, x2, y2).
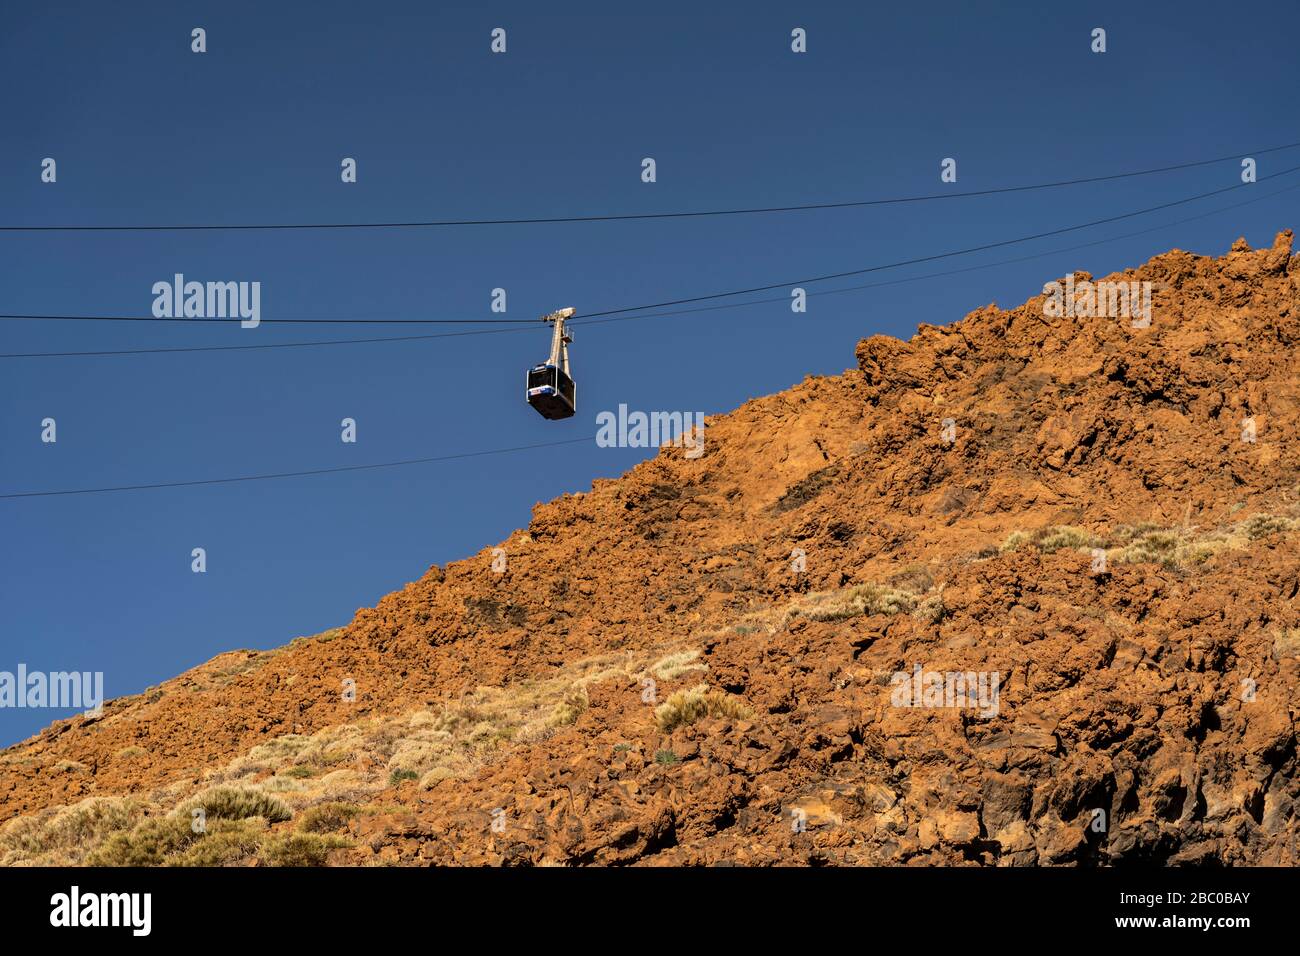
(526, 307, 577, 420)
(526, 363, 576, 420)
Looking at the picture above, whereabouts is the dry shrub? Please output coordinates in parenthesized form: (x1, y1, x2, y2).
(995, 513, 1299, 571)
(790, 583, 916, 621)
(168, 818, 267, 866)
(296, 802, 360, 834)
(174, 787, 291, 824)
(648, 649, 707, 680)
(1000, 526, 1102, 554)
(1242, 514, 1295, 540)
(87, 816, 197, 867)
(0, 796, 144, 866)
(655, 685, 755, 732)
(261, 832, 349, 866)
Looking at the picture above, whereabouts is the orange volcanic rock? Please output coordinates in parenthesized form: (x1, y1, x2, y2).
(3, 231, 1298, 867)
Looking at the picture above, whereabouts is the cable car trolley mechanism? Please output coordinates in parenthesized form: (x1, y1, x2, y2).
(526, 307, 577, 420)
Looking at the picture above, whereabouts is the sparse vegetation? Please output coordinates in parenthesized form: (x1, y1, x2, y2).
(1110, 528, 1182, 568)
(0, 598, 862, 868)
(209, 651, 276, 685)
(175, 787, 291, 824)
(0, 796, 144, 866)
(887, 563, 935, 594)
(995, 512, 1300, 571)
(1000, 526, 1102, 554)
(87, 816, 198, 867)
(707, 581, 921, 641)
(549, 689, 589, 727)
(168, 818, 268, 866)
(54, 781, 360, 867)
(417, 767, 456, 788)
(791, 583, 917, 620)
(88, 810, 349, 867)
(261, 831, 349, 866)
(655, 684, 755, 732)
(132, 647, 685, 813)
(9, 507, 1296, 867)
(912, 588, 948, 624)
(296, 802, 360, 834)
(366, 648, 700, 786)
(648, 649, 708, 680)
(1242, 513, 1295, 540)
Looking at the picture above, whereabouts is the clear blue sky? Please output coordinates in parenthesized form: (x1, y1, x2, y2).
(2, 0, 1296, 746)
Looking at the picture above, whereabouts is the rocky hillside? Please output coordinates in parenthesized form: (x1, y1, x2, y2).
(3, 231, 1299, 866)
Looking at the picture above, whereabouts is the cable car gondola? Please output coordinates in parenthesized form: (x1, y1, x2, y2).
(526, 307, 576, 420)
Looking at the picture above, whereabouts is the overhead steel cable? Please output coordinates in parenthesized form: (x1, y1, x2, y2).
(1, 141, 1296, 233)
(0, 324, 534, 358)
(575, 161, 1300, 319)
(4, 162, 1297, 335)
(6, 191, 1298, 499)
(3, 172, 1298, 359)
(0, 437, 594, 500)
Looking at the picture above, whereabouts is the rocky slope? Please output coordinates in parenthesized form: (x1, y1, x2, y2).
(3, 231, 1299, 866)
